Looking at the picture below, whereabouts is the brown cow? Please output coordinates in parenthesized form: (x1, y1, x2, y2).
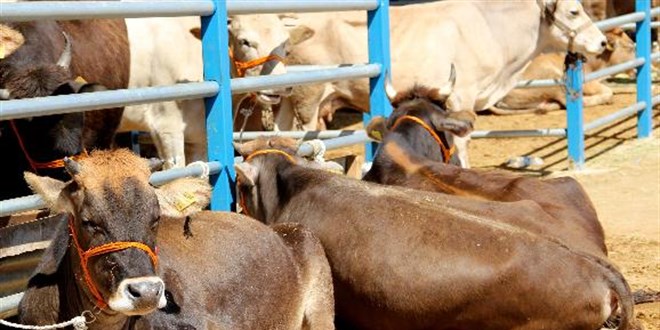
(490, 28, 636, 114)
(18, 149, 334, 329)
(1, 17, 129, 200)
(234, 137, 637, 330)
(363, 84, 607, 258)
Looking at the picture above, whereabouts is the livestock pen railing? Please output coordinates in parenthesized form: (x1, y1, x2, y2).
(0, 0, 392, 318)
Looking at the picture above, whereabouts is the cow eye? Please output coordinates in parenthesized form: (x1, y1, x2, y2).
(239, 38, 252, 48)
(569, 9, 579, 17)
(83, 221, 104, 234)
(150, 217, 160, 230)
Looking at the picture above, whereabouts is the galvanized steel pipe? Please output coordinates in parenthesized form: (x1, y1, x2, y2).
(0, 1, 214, 21)
(233, 130, 365, 141)
(515, 78, 563, 89)
(231, 64, 381, 94)
(0, 161, 221, 217)
(227, 0, 377, 14)
(0, 293, 22, 319)
(470, 128, 566, 139)
(584, 58, 645, 83)
(0, 82, 218, 121)
(595, 12, 645, 31)
(583, 101, 646, 132)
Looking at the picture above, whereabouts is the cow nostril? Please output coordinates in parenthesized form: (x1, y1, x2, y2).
(127, 284, 142, 299)
(601, 40, 607, 48)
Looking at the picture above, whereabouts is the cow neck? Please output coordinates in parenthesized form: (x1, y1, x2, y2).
(246, 150, 330, 223)
(475, 2, 544, 81)
(242, 150, 296, 222)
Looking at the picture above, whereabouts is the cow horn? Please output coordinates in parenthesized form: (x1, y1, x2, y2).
(385, 75, 397, 103)
(56, 32, 72, 69)
(63, 157, 81, 176)
(438, 63, 456, 97)
(0, 89, 10, 100)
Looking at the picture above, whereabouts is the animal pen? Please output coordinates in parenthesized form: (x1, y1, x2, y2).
(0, 0, 658, 319)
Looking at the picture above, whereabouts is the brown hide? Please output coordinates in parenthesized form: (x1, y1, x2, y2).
(60, 20, 129, 148)
(140, 212, 334, 330)
(364, 88, 606, 258)
(235, 138, 636, 330)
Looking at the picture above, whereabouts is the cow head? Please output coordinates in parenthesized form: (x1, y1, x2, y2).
(598, 28, 636, 68)
(0, 30, 77, 100)
(23, 149, 210, 316)
(371, 67, 475, 164)
(190, 14, 314, 105)
(539, 0, 607, 55)
(234, 137, 341, 221)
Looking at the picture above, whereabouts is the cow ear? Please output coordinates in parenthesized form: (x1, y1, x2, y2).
(155, 177, 211, 219)
(235, 162, 258, 187)
(429, 110, 476, 137)
(19, 215, 69, 324)
(366, 116, 387, 142)
(189, 27, 201, 40)
(288, 25, 314, 46)
(24, 172, 67, 211)
(31, 216, 70, 277)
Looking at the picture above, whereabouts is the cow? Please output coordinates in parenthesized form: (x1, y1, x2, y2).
(233, 136, 638, 330)
(117, 14, 314, 169)
(266, 0, 607, 168)
(18, 148, 334, 329)
(489, 28, 636, 114)
(0, 17, 129, 200)
(362, 82, 607, 259)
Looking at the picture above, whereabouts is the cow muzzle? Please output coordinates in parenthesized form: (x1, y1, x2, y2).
(255, 87, 293, 105)
(108, 276, 166, 315)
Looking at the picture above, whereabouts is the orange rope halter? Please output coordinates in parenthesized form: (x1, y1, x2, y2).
(390, 115, 455, 163)
(9, 120, 88, 173)
(229, 48, 285, 78)
(238, 149, 296, 216)
(68, 218, 159, 310)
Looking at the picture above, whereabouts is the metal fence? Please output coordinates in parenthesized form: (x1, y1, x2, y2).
(0, 0, 393, 316)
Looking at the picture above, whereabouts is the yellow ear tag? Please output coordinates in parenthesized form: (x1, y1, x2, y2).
(0, 44, 5, 59)
(74, 76, 88, 84)
(370, 130, 383, 142)
(174, 192, 197, 212)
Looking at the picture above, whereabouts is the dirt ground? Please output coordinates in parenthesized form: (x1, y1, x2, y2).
(330, 80, 660, 329)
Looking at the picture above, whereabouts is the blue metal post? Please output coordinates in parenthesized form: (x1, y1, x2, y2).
(365, 0, 392, 160)
(200, 0, 235, 211)
(565, 54, 585, 170)
(636, 0, 652, 138)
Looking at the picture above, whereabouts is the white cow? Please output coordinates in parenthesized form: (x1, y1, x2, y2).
(278, 0, 608, 167)
(118, 15, 313, 169)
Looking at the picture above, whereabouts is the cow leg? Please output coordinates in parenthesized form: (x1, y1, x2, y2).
(582, 82, 614, 107)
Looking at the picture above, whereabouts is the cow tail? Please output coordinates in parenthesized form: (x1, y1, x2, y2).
(575, 251, 635, 330)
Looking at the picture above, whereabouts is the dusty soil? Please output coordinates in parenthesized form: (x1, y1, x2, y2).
(330, 80, 660, 329)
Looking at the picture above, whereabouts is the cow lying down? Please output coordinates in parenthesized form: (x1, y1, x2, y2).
(234, 137, 639, 330)
(18, 149, 334, 330)
(364, 84, 607, 259)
